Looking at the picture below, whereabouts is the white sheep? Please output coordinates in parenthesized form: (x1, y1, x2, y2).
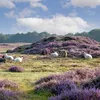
(14, 56, 23, 62)
(83, 52, 92, 59)
(50, 52, 59, 57)
(4, 53, 14, 60)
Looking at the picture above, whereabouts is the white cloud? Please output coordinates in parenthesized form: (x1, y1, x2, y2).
(0, 0, 15, 8)
(5, 8, 35, 18)
(0, 0, 48, 11)
(12, 0, 29, 2)
(16, 14, 90, 35)
(4, 10, 17, 18)
(68, 10, 77, 17)
(30, 0, 48, 11)
(62, 0, 100, 8)
(19, 8, 35, 18)
(71, 0, 100, 8)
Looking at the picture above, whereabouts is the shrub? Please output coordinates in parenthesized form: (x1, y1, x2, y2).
(82, 77, 100, 89)
(0, 80, 18, 90)
(35, 80, 77, 95)
(35, 68, 100, 100)
(49, 88, 100, 100)
(35, 68, 100, 85)
(8, 66, 24, 72)
(50, 80, 77, 95)
(0, 89, 20, 100)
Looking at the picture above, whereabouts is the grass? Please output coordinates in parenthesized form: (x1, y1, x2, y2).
(0, 47, 100, 100)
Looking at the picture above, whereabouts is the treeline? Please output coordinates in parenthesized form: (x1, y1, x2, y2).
(0, 31, 56, 43)
(0, 29, 100, 43)
(66, 29, 100, 42)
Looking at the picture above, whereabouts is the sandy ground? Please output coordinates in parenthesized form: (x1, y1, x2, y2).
(0, 43, 31, 53)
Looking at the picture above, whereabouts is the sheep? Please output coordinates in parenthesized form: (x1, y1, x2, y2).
(50, 52, 59, 57)
(4, 53, 14, 60)
(14, 56, 23, 62)
(82, 52, 92, 59)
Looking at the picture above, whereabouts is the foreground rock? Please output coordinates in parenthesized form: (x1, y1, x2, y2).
(8, 36, 100, 58)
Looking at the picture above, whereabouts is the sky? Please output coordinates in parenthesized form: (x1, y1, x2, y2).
(0, 0, 100, 35)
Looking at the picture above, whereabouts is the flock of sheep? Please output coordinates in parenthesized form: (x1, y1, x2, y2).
(50, 49, 92, 59)
(0, 53, 23, 63)
(0, 49, 92, 63)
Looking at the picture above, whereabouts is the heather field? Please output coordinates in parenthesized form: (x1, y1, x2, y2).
(0, 44, 100, 100)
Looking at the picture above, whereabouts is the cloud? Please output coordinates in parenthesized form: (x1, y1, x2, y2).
(19, 8, 35, 18)
(30, 0, 48, 11)
(12, 0, 29, 2)
(0, 0, 48, 11)
(68, 10, 77, 17)
(4, 8, 35, 18)
(4, 10, 17, 18)
(0, 0, 15, 8)
(62, 0, 100, 8)
(71, 0, 100, 8)
(16, 14, 90, 35)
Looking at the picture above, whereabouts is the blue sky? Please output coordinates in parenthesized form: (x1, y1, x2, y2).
(0, 0, 100, 35)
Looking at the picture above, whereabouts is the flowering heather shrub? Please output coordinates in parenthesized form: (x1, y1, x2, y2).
(50, 80, 77, 95)
(41, 48, 51, 55)
(10, 36, 100, 58)
(82, 77, 100, 89)
(35, 68, 100, 85)
(35, 80, 77, 95)
(61, 36, 76, 41)
(0, 80, 18, 90)
(46, 42, 62, 48)
(0, 89, 20, 100)
(49, 88, 100, 100)
(35, 80, 57, 91)
(8, 66, 24, 72)
(34, 68, 100, 99)
(35, 75, 54, 85)
(35, 67, 100, 100)
(62, 41, 78, 46)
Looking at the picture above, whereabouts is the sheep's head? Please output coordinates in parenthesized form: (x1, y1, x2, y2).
(81, 51, 86, 55)
(4, 53, 8, 57)
(20, 56, 24, 59)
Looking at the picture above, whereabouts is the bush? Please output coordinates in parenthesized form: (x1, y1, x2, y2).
(35, 68, 100, 85)
(0, 89, 21, 100)
(49, 89, 100, 100)
(35, 68, 100, 100)
(82, 77, 100, 89)
(0, 80, 21, 100)
(8, 66, 24, 72)
(0, 80, 18, 90)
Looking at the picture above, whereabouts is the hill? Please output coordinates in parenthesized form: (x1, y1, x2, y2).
(9, 36, 100, 58)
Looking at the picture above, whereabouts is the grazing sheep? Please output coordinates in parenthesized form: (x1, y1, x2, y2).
(58, 50, 67, 57)
(50, 52, 59, 57)
(82, 52, 92, 59)
(4, 53, 14, 60)
(14, 56, 23, 62)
